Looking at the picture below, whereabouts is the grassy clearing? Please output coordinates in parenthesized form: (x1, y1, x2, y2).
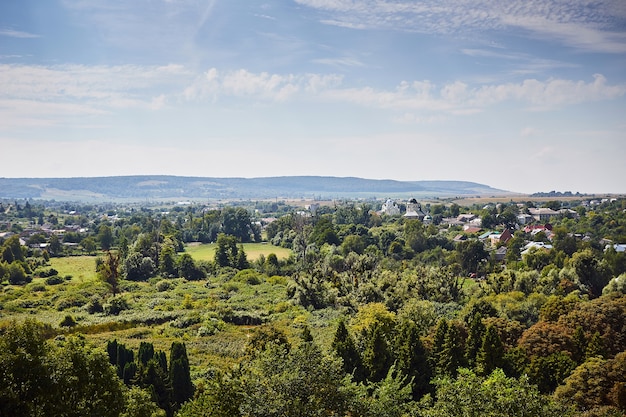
(49, 256, 99, 282)
(184, 242, 292, 262)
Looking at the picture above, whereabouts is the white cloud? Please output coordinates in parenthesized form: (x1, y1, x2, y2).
(2, 63, 625, 131)
(295, 0, 626, 53)
(0, 28, 40, 38)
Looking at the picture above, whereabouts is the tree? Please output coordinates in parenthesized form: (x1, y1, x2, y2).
(7, 262, 29, 285)
(176, 373, 242, 417)
(215, 233, 238, 268)
(98, 251, 122, 295)
(121, 387, 166, 417)
(177, 253, 205, 280)
(98, 224, 114, 250)
(159, 244, 177, 277)
(362, 322, 393, 382)
(80, 236, 97, 254)
(394, 319, 432, 399)
(456, 240, 488, 275)
(0, 320, 126, 417)
(170, 342, 194, 408)
(235, 245, 249, 270)
(465, 313, 486, 368)
(1, 235, 24, 263)
(423, 368, 573, 417)
(571, 249, 611, 297)
(476, 324, 504, 376)
(437, 323, 465, 378)
(238, 340, 352, 417)
(332, 318, 366, 382)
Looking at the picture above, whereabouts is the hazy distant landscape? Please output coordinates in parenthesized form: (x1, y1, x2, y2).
(0, 176, 512, 201)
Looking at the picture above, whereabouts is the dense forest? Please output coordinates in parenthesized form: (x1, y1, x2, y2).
(1, 196, 625, 416)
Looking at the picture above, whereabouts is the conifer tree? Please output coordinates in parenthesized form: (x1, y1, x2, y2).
(331, 318, 365, 382)
(138, 341, 155, 366)
(465, 313, 486, 368)
(363, 322, 392, 382)
(476, 324, 504, 376)
(301, 324, 314, 343)
(430, 318, 448, 374)
(437, 323, 464, 377)
(170, 341, 194, 408)
(394, 319, 432, 399)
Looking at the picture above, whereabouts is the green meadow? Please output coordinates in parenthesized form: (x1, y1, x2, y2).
(184, 242, 292, 262)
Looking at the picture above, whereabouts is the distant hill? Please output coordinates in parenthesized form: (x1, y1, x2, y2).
(0, 176, 512, 201)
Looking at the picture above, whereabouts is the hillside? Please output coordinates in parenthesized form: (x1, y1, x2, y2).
(0, 175, 511, 201)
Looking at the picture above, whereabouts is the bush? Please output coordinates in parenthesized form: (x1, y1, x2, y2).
(267, 275, 288, 286)
(56, 294, 88, 311)
(156, 280, 172, 292)
(234, 269, 263, 285)
(170, 314, 202, 329)
(45, 275, 64, 285)
(59, 314, 77, 327)
(38, 268, 58, 278)
(104, 297, 129, 315)
(86, 296, 104, 314)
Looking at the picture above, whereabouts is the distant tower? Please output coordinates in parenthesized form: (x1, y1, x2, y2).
(404, 198, 426, 221)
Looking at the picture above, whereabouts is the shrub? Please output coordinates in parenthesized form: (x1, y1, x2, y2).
(38, 268, 58, 278)
(156, 280, 172, 292)
(234, 269, 263, 285)
(60, 314, 77, 327)
(171, 314, 202, 329)
(267, 275, 288, 286)
(56, 294, 88, 311)
(104, 297, 129, 315)
(45, 275, 64, 285)
(86, 296, 104, 314)
(28, 283, 46, 292)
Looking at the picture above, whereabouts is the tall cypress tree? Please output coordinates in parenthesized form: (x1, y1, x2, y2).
(362, 323, 392, 383)
(138, 341, 155, 366)
(170, 341, 194, 408)
(331, 318, 365, 382)
(394, 319, 432, 399)
(476, 324, 504, 376)
(465, 313, 485, 368)
(438, 323, 464, 377)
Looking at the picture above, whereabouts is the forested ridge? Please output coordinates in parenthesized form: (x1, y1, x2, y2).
(1, 197, 625, 416)
(0, 176, 509, 200)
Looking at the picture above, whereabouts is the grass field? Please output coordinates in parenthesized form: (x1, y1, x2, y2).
(49, 256, 99, 282)
(184, 242, 292, 262)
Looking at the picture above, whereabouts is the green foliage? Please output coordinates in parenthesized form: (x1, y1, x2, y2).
(0, 320, 126, 417)
(170, 342, 194, 408)
(422, 368, 573, 417)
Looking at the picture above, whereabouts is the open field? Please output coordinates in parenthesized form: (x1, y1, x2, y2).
(49, 256, 99, 282)
(184, 242, 292, 262)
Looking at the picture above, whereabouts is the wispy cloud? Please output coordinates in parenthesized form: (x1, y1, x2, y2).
(2, 63, 625, 130)
(295, 0, 626, 53)
(0, 28, 40, 38)
(184, 67, 626, 112)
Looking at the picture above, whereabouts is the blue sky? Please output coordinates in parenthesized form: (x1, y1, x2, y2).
(1, 0, 625, 194)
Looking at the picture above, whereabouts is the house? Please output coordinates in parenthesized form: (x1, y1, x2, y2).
(605, 244, 626, 253)
(528, 208, 559, 222)
(457, 213, 477, 223)
(490, 229, 512, 246)
(517, 214, 534, 225)
(494, 246, 508, 261)
(479, 229, 512, 246)
(521, 241, 553, 255)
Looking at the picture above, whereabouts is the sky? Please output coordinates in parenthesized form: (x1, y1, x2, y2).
(1, 0, 625, 194)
